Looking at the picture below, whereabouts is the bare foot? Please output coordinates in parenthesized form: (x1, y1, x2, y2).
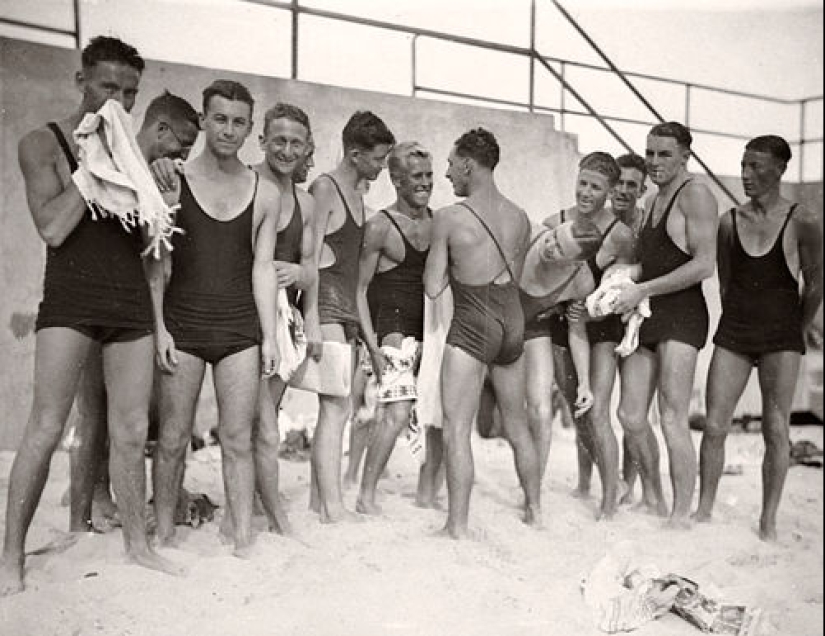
(127, 548, 186, 577)
(571, 487, 591, 500)
(319, 506, 361, 524)
(267, 512, 293, 537)
(233, 538, 255, 560)
(619, 490, 636, 506)
(665, 515, 692, 531)
(596, 506, 617, 522)
(692, 508, 713, 523)
(523, 505, 543, 529)
(342, 475, 358, 491)
(435, 523, 469, 540)
(759, 520, 778, 543)
(355, 498, 382, 516)
(414, 498, 443, 510)
(0, 557, 25, 597)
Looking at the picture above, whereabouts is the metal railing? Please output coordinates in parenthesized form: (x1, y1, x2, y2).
(3, 0, 821, 195)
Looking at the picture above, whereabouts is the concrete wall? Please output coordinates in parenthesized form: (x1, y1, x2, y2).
(0, 37, 581, 449)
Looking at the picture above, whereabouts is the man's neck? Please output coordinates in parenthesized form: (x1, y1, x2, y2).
(392, 197, 428, 220)
(750, 187, 784, 217)
(466, 175, 499, 204)
(193, 148, 244, 175)
(330, 161, 362, 192)
(656, 170, 690, 202)
(255, 160, 293, 192)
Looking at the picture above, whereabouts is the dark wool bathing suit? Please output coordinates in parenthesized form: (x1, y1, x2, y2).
(275, 183, 304, 307)
(370, 209, 430, 342)
(163, 173, 261, 365)
(714, 204, 804, 356)
(525, 210, 619, 348)
(637, 180, 709, 351)
(317, 174, 365, 341)
(446, 202, 525, 366)
(35, 123, 152, 343)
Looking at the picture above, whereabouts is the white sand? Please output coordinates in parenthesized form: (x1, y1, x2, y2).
(0, 415, 822, 636)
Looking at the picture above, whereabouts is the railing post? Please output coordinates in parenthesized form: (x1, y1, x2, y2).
(528, 0, 536, 113)
(684, 84, 691, 128)
(73, 0, 81, 48)
(560, 61, 566, 131)
(411, 34, 418, 97)
(799, 98, 807, 182)
(291, 0, 299, 80)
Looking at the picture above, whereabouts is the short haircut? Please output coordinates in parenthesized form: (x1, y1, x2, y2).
(578, 151, 620, 186)
(745, 135, 792, 165)
(568, 217, 603, 261)
(454, 127, 499, 170)
(81, 36, 144, 73)
(342, 111, 395, 152)
(262, 102, 312, 139)
(202, 79, 254, 115)
(143, 90, 198, 130)
(388, 141, 432, 180)
(616, 152, 648, 181)
(649, 121, 693, 150)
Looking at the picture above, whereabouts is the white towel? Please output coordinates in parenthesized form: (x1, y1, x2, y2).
(377, 336, 421, 404)
(413, 289, 453, 431)
(585, 266, 651, 357)
(71, 99, 180, 259)
(275, 289, 307, 382)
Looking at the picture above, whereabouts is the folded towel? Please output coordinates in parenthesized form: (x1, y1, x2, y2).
(72, 99, 180, 259)
(275, 289, 307, 382)
(414, 289, 453, 430)
(377, 336, 421, 404)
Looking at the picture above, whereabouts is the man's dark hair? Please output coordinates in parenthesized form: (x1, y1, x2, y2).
(745, 135, 792, 165)
(202, 79, 254, 115)
(579, 151, 620, 186)
(143, 90, 198, 130)
(81, 36, 145, 73)
(263, 103, 312, 139)
(342, 111, 395, 152)
(454, 127, 500, 170)
(616, 152, 648, 181)
(649, 121, 693, 150)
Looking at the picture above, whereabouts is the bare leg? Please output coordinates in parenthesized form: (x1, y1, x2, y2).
(656, 341, 700, 527)
(416, 427, 445, 508)
(213, 347, 260, 556)
(312, 325, 357, 523)
(588, 341, 621, 519)
(70, 344, 108, 532)
(620, 435, 637, 504)
(490, 357, 542, 527)
(104, 336, 183, 575)
(153, 352, 205, 546)
(254, 375, 292, 534)
(756, 351, 800, 541)
(523, 337, 555, 482)
(694, 347, 752, 521)
(553, 346, 593, 497)
(617, 348, 666, 516)
(343, 361, 371, 488)
(357, 398, 412, 515)
(0, 328, 90, 597)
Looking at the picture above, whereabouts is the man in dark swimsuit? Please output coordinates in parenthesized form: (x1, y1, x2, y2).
(424, 128, 540, 539)
(151, 80, 282, 556)
(354, 141, 433, 515)
(308, 111, 395, 523)
(613, 122, 719, 528)
(69, 91, 200, 535)
(250, 102, 319, 535)
(1, 36, 183, 597)
(522, 152, 635, 522)
(695, 135, 822, 541)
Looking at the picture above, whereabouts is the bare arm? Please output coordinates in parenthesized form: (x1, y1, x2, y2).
(18, 128, 88, 247)
(295, 191, 322, 359)
(796, 205, 824, 332)
(424, 207, 451, 299)
(567, 317, 593, 416)
(356, 215, 388, 361)
(253, 180, 282, 377)
(716, 211, 734, 303)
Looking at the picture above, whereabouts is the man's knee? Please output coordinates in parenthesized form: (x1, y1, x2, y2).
(255, 418, 281, 451)
(526, 396, 553, 426)
(617, 405, 649, 436)
(24, 410, 67, 454)
(220, 425, 253, 457)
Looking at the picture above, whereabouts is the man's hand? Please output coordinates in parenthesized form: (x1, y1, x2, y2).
(150, 157, 183, 193)
(612, 280, 647, 315)
(574, 385, 594, 418)
(369, 346, 388, 385)
(155, 328, 179, 374)
(274, 260, 303, 289)
(565, 300, 587, 323)
(261, 337, 280, 378)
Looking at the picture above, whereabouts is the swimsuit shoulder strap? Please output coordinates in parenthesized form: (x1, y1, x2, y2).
(48, 122, 78, 172)
(380, 209, 411, 248)
(322, 173, 358, 221)
(458, 201, 519, 282)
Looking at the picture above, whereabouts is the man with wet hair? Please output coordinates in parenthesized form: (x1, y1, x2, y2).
(424, 128, 540, 538)
(613, 122, 718, 528)
(308, 111, 395, 523)
(696, 135, 822, 541)
(1, 36, 183, 597)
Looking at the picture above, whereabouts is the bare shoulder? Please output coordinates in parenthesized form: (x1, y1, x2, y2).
(790, 202, 820, 229)
(541, 209, 564, 229)
(364, 208, 391, 239)
(308, 174, 334, 199)
(681, 180, 717, 214)
(257, 176, 281, 209)
(18, 125, 59, 166)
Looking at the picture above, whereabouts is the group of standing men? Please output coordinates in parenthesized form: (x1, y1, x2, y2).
(1, 34, 821, 598)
